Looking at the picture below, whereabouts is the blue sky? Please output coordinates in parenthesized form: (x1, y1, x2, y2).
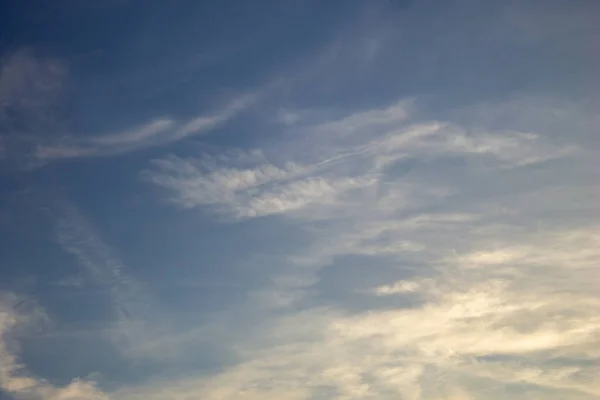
(1, 1, 599, 399)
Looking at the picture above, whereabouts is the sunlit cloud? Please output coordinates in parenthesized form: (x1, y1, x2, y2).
(147, 99, 572, 222)
(1, 1, 598, 399)
(133, 94, 599, 399)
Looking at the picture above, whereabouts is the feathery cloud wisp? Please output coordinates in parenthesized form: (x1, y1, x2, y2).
(0, 50, 260, 167)
(147, 99, 572, 221)
(34, 92, 257, 162)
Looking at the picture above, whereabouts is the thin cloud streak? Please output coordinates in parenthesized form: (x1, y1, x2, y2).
(52, 200, 148, 325)
(0, 49, 262, 167)
(147, 99, 572, 221)
(89, 119, 175, 146)
(34, 92, 258, 162)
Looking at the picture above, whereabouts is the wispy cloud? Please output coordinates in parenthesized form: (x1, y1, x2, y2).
(88, 120, 175, 146)
(0, 50, 66, 169)
(146, 99, 572, 221)
(0, 50, 65, 123)
(110, 218, 600, 400)
(51, 198, 148, 325)
(6, 94, 571, 400)
(42, 192, 224, 366)
(0, 293, 108, 399)
(2, 1, 599, 398)
(133, 94, 599, 399)
(176, 92, 257, 138)
(33, 118, 175, 160)
(0, 50, 260, 167)
(147, 150, 375, 218)
(22, 188, 175, 365)
(34, 92, 258, 162)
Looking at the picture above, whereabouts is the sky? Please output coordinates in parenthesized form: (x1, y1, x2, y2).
(0, 0, 599, 399)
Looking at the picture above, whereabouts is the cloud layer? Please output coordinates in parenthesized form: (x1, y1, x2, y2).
(2, 66, 598, 400)
(0, 50, 259, 168)
(1, 1, 598, 399)
(134, 97, 600, 399)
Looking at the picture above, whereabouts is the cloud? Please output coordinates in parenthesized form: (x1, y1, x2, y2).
(146, 99, 571, 221)
(87, 120, 175, 146)
(34, 92, 257, 162)
(0, 293, 108, 400)
(2, 2, 598, 399)
(177, 92, 258, 138)
(32, 190, 165, 362)
(127, 94, 599, 399)
(310, 99, 412, 137)
(147, 152, 378, 219)
(5, 94, 576, 400)
(40, 192, 238, 367)
(108, 221, 600, 400)
(0, 50, 66, 168)
(0, 49, 260, 167)
(49, 197, 147, 322)
(3, 88, 597, 400)
(0, 50, 65, 123)
(373, 279, 423, 295)
(32, 119, 176, 160)
(145, 148, 375, 219)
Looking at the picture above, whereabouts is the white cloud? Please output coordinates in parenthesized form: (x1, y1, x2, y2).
(0, 293, 108, 400)
(88, 119, 175, 146)
(0, 50, 66, 168)
(237, 176, 374, 218)
(176, 92, 257, 138)
(108, 223, 600, 400)
(147, 151, 302, 208)
(2, 3, 598, 397)
(146, 148, 380, 219)
(51, 198, 148, 325)
(38, 193, 177, 365)
(147, 99, 571, 222)
(0, 50, 64, 121)
(311, 99, 413, 137)
(0, 48, 262, 167)
(120, 95, 600, 399)
(34, 91, 257, 162)
(3, 91, 596, 399)
(374, 279, 423, 295)
(4, 50, 596, 400)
